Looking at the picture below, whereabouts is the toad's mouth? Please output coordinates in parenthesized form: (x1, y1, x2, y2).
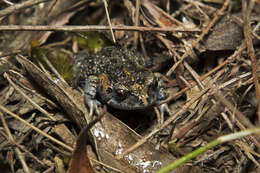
(106, 96, 155, 110)
(97, 91, 159, 110)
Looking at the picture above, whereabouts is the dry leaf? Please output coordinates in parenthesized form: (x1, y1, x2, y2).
(67, 114, 104, 173)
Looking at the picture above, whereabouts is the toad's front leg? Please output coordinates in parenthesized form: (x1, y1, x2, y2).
(155, 78, 171, 124)
(83, 75, 102, 116)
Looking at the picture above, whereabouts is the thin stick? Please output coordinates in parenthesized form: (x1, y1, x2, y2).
(0, 112, 31, 173)
(4, 72, 56, 121)
(0, 0, 50, 18)
(0, 104, 73, 151)
(0, 25, 200, 32)
(102, 0, 116, 43)
(0, 131, 46, 166)
(161, 43, 246, 105)
(166, 0, 230, 76)
(242, 0, 260, 125)
(134, 0, 140, 47)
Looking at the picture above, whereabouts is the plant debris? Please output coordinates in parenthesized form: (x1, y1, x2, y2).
(0, 0, 260, 173)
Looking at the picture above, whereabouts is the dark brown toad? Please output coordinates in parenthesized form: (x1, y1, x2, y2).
(72, 46, 168, 118)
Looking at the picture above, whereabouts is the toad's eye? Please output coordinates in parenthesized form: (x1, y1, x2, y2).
(115, 85, 129, 96)
(113, 85, 130, 101)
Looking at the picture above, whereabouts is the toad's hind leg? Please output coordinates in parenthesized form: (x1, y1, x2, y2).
(83, 75, 101, 116)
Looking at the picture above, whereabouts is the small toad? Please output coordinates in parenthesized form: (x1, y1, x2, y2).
(72, 46, 169, 121)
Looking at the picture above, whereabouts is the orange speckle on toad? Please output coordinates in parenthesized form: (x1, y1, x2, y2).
(123, 68, 134, 81)
(98, 73, 110, 92)
(131, 83, 148, 105)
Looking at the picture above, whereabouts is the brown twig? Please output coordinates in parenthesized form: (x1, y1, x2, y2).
(134, 0, 140, 48)
(2, 0, 14, 5)
(0, 24, 200, 32)
(213, 92, 260, 149)
(0, 104, 73, 151)
(166, 0, 230, 76)
(102, 0, 116, 43)
(0, 0, 50, 18)
(201, 43, 246, 81)
(161, 43, 246, 105)
(4, 72, 56, 121)
(0, 112, 31, 173)
(0, 131, 47, 167)
(242, 0, 260, 125)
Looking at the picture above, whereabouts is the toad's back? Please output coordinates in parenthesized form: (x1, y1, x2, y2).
(73, 46, 152, 93)
(72, 46, 166, 111)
